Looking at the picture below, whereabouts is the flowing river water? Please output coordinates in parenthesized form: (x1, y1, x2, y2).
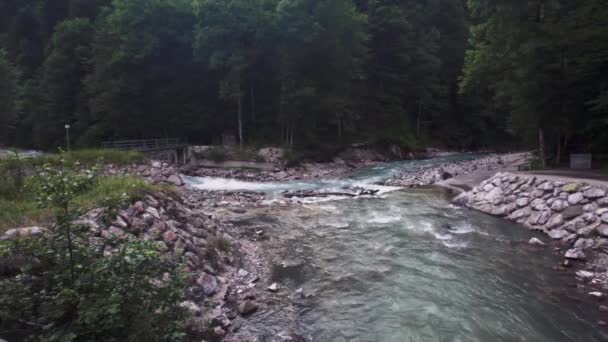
(184, 155, 608, 341)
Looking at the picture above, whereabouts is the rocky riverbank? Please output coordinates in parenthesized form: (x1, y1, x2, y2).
(455, 172, 608, 314)
(1, 188, 300, 341)
(384, 153, 526, 188)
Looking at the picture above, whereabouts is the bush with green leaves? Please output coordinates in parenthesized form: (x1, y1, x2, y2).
(207, 147, 227, 163)
(0, 159, 187, 341)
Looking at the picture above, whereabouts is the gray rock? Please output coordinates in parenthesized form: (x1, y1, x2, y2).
(167, 174, 183, 186)
(510, 208, 530, 220)
(196, 273, 218, 296)
(491, 206, 508, 216)
(2, 226, 48, 240)
(597, 225, 608, 237)
(452, 192, 469, 205)
(146, 207, 161, 220)
(602, 213, 608, 224)
(113, 215, 129, 229)
(483, 183, 494, 192)
(538, 181, 555, 191)
(548, 229, 569, 240)
(530, 198, 547, 211)
(527, 212, 542, 225)
(564, 248, 586, 260)
(584, 188, 606, 199)
(574, 238, 595, 250)
(562, 205, 583, 220)
(237, 269, 250, 278)
(584, 203, 598, 212)
(576, 270, 595, 280)
(546, 214, 564, 229)
(531, 189, 545, 198)
(238, 300, 258, 315)
(562, 183, 581, 193)
(577, 226, 595, 238)
(528, 237, 545, 246)
(538, 210, 552, 225)
(551, 199, 568, 212)
(588, 291, 605, 299)
(516, 197, 530, 207)
(561, 233, 578, 244)
(268, 283, 280, 292)
(568, 192, 584, 205)
(582, 213, 598, 223)
(598, 197, 608, 207)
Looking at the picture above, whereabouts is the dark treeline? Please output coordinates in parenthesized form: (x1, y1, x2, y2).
(0, 0, 606, 157)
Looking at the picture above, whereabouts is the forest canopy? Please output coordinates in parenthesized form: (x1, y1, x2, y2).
(0, 0, 606, 156)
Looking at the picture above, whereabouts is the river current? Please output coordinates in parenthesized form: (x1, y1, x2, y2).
(184, 155, 607, 341)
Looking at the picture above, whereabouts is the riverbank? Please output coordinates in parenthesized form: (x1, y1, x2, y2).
(454, 171, 608, 322)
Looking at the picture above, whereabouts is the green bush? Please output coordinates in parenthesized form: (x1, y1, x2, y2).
(51, 149, 145, 166)
(0, 238, 187, 341)
(530, 159, 545, 170)
(0, 160, 187, 341)
(207, 147, 227, 163)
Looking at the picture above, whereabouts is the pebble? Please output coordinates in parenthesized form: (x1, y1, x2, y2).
(268, 283, 280, 292)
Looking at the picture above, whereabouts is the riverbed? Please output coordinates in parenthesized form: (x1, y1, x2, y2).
(184, 155, 608, 341)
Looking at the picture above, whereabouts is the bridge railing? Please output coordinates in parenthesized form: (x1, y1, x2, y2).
(101, 138, 184, 151)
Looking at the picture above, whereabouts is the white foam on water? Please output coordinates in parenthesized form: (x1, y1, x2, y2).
(449, 222, 475, 235)
(296, 195, 352, 204)
(368, 214, 402, 224)
(324, 221, 350, 228)
(433, 232, 453, 240)
(182, 176, 289, 191)
(442, 240, 468, 248)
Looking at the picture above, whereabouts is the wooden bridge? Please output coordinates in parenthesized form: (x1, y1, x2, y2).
(101, 138, 188, 164)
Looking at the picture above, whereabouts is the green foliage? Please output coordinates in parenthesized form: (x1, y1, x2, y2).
(0, 160, 187, 341)
(56, 149, 145, 166)
(0, 238, 187, 341)
(0, 49, 20, 145)
(461, 0, 608, 154)
(207, 147, 227, 163)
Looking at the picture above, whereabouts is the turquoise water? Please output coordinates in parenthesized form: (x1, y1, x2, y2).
(185, 155, 607, 341)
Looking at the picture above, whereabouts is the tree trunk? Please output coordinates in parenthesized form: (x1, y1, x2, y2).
(538, 127, 545, 169)
(237, 94, 243, 148)
(250, 81, 255, 125)
(416, 100, 423, 137)
(556, 132, 561, 166)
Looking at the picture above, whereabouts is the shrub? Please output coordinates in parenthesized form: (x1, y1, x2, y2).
(0, 238, 187, 341)
(51, 149, 145, 166)
(0, 160, 187, 341)
(207, 147, 226, 163)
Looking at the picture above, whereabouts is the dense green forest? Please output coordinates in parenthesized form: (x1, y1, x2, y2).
(0, 0, 606, 156)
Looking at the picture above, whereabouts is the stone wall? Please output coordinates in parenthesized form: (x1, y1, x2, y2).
(456, 172, 608, 261)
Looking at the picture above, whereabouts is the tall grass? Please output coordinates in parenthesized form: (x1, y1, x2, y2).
(50, 149, 145, 166)
(0, 176, 171, 234)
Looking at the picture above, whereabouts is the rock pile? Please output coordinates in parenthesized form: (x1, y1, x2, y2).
(105, 160, 184, 186)
(385, 154, 509, 187)
(457, 172, 608, 291)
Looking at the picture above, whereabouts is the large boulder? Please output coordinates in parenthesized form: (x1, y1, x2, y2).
(196, 273, 218, 296)
(568, 192, 584, 205)
(546, 214, 564, 229)
(562, 205, 583, 220)
(597, 225, 608, 238)
(550, 199, 568, 212)
(238, 300, 258, 316)
(562, 183, 581, 193)
(548, 229, 569, 240)
(584, 188, 606, 199)
(564, 248, 586, 260)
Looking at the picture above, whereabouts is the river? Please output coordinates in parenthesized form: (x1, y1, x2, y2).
(184, 155, 607, 341)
